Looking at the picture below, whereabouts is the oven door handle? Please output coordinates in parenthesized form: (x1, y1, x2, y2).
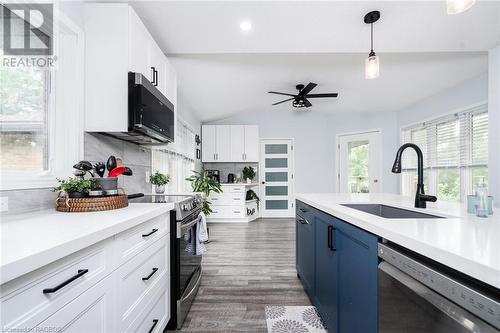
(379, 262, 496, 332)
(177, 216, 200, 238)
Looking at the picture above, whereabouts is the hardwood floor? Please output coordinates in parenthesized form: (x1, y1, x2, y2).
(178, 218, 311, 332)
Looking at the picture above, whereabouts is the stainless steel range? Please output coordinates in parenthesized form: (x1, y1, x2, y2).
(128, 193, 203, 330)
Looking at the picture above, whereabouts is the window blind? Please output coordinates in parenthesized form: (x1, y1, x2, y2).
(400, 103, 488, 201)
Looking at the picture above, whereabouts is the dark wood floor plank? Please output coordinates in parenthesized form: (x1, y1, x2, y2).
(177, 218, 311, 332)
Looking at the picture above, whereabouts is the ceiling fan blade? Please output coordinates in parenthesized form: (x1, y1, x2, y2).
(306, 93, 338, 98)
(303, 98, 312, 108)
(299, 82, 317, 96)
(272, 97, 295, 106)
(268, 91, 296, 97)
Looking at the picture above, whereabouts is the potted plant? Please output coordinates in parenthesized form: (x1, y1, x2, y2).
(150, 170, 170, 194)
(185, 170, 222, 215)
(53, 178, 99, 198)
(88, 179, 103, 197)
(246, 189, 260, 208)
(242, 166, 256, 184)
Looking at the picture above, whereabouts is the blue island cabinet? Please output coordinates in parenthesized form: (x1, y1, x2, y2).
(296, 200, 379, 333)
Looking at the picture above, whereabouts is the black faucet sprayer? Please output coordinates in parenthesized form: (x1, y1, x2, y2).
(392, 143, 437, 208)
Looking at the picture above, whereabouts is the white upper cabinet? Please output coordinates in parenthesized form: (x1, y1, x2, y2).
(84, 4, 176, 132)
(202, 125, 217, 162)
(244, 125, 259, 162)
(128, 8, 151, 80)
(230, 125, 245, 162)
(202, 125, 259, 162)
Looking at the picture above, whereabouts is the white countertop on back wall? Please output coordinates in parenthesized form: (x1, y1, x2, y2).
(0, 203, 174, 284)
(296, 193, 500, 289)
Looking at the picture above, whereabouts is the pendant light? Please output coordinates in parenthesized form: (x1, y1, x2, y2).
(446, 0, 476, 15)
(364, 11, 380, 80)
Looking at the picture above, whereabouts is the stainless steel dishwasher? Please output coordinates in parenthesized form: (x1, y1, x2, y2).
(378, 243, 500, 333)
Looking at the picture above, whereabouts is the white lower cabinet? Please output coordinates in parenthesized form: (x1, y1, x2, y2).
(207, 184, 260, 223)
(37, 274, 115, 333)
(0, 213, 171, 333)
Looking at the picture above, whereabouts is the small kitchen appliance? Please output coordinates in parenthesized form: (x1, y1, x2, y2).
(206, 170, 220, 182)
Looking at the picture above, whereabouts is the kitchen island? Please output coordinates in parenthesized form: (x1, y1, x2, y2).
(295, 193, 500, 333)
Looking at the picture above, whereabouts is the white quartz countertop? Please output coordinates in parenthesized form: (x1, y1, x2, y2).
(295, 193, 500, 289)
(0, 203, 174, 284)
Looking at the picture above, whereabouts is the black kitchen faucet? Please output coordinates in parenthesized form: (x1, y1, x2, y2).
(392, 143, 437, 208)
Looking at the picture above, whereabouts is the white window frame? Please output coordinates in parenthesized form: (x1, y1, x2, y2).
(399, 101, 488, 202)
(1, 3, 84, 190)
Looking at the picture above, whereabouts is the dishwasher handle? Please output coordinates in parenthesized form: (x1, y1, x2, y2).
(379, 262, 498, 333)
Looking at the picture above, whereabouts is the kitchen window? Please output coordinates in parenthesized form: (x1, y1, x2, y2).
(401, 103, 488, 202)
(152, 120, 197, 193)
(0, 8, 84, 190)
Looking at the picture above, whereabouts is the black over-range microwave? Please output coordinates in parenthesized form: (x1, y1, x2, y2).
(109, 72, 175, 145)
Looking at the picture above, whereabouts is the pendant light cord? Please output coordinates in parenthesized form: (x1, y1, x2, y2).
(370, 23, 374, 53)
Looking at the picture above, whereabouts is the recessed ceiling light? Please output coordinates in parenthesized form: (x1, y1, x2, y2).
(446, 0, 476, 15)
(239, 21, 252, 32)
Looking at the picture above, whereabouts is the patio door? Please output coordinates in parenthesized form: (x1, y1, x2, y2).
(338, 131, 382, 193)
(259, 139, 294, 217)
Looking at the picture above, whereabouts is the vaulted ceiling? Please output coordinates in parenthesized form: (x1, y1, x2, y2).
(128, 1, 498, 121)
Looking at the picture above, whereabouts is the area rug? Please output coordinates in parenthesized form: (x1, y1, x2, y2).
(265, 306, 327, 333)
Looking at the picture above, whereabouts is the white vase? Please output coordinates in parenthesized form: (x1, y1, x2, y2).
(246, 178, 252, 184)
(155, 185, 165, 194)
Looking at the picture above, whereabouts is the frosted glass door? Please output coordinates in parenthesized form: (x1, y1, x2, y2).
(260, 139, 294, 217)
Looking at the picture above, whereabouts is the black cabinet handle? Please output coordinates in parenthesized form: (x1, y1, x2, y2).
(142, 228, 158, 237)
(150, 67, 156, 85)
(148, 319, 159, 333)
(327, 225, 336, 251)
(296, 217, 309, 225)
(43, 269, 89, 294)
(153, 69, 158, 87)
(299, 208, 308, 213)
(142, 267, 159, 281)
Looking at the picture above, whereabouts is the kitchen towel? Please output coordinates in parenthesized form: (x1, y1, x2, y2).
(196, 212, 208, 255)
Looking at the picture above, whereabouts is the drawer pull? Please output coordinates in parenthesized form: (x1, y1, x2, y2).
(142, 228, 158, 237)
(43, 269, 89, 294)
(142, 267, 159, 281)
(234, 211, 241, 213)
(299, 208, 308, 213)
(148, 319, 159, 333)
(233, 198, 241, 201)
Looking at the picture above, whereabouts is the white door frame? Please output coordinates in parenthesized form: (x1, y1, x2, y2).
(259, 138, 295, 218)
(336, 129, 383, 193)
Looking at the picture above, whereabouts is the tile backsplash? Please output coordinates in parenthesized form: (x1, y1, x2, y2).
(0, 133, 152, 215)
(204, 162, 259, 184)
(84, 133, 152, 195)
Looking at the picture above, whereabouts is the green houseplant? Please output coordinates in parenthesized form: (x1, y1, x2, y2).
(185, 170, 222, 215)
(53, 178, 100, 198)
(150, 170, 170, 194)
(242, 166, 256, 183)
(246, 189, 260, 208)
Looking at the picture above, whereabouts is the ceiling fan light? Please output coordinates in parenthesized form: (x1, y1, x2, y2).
(365, 54, 380, 79)
(446, 0, 476, 15)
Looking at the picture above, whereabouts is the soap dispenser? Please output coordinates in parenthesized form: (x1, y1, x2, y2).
(475, 177, 488, 218)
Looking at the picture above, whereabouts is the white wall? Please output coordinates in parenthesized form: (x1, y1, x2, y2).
(488, 47, 500, 206)
(397, 74, 488, 129)
(205, 110, 399, 194)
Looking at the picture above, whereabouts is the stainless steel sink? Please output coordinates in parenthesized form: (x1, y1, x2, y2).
(340, 204, 444, 219)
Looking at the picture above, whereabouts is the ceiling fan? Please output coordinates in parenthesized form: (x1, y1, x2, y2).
(268, 82, 338, 108)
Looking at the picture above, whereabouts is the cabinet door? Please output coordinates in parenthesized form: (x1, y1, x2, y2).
(128, 7, 151, 79)
(230, 125, 245, 162)
(215, 125, 231, 162)
(149, 42, 167, 96)
(314, 215, 338, 333)
(164, 60, 177, 108)
(202, 125, 217, 162)
(244, 125, 259, 162)
(296, 215, 315, 296)
(37, 275, 114, 333)
(333, 217, 378, 333)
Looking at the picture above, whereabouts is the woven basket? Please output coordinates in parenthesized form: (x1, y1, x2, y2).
(55, 189, 128, 212)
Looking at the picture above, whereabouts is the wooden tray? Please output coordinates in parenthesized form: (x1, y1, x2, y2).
(55, 190, 128, 212)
